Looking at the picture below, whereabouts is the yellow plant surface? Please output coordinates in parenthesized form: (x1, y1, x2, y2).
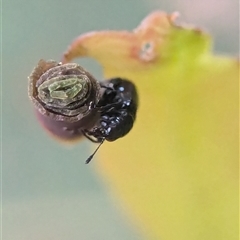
(62, 11, 239, 240)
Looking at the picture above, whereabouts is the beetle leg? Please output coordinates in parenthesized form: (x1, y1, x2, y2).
(82, 129, 104, 143)
(97, 98, 122, 111)
(100, 84, 113, 91)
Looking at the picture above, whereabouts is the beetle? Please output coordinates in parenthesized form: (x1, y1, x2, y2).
(82, 78, 138, 163)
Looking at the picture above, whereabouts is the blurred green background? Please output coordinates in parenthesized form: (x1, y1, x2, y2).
(2, 0, 238, 239)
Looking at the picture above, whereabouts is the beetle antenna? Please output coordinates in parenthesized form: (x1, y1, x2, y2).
(85, 139, 105, 164)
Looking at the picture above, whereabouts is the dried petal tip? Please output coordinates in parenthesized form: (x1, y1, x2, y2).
(28, 59, 101, 140)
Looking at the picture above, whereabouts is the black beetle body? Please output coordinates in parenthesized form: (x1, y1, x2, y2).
(83, 78, 138, 143)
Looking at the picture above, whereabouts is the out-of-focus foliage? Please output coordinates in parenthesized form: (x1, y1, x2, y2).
(62, 12, 238, 240)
